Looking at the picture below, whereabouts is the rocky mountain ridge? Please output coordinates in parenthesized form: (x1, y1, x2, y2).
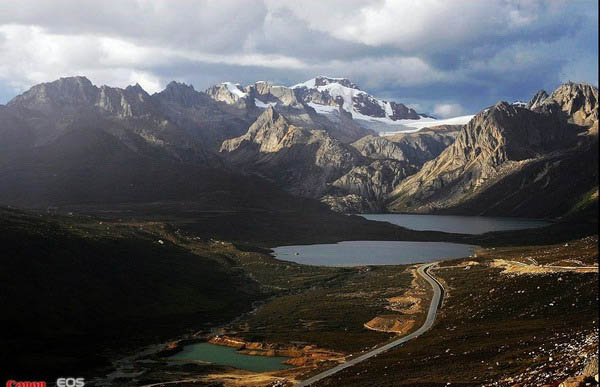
(1, 77, 596, 218)
(387, 82, 599, 218)
(206, 76, 436, 134)
(221, 107, 366, 198)
(220, 106, 461, 211)
(292, 76, 422, 120)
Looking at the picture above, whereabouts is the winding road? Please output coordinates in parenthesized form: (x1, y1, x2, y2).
(297, 261, 444, 386)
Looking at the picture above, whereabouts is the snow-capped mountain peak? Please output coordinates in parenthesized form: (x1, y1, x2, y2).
(205, 76, 474, 134)
(292, 76, 422, 125)
(292, 76, 360, 90)
(222, 82, 247, 98)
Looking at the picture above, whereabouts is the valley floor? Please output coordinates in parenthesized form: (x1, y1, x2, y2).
(100, 234, 598, 386)
(1, 207, 597, 386)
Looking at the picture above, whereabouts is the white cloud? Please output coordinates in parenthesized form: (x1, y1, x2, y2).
(0, 23, 308, 95)
(433, 103, 464, 118)
(0, 0, 596, 109)
(266, 0, 553, 51)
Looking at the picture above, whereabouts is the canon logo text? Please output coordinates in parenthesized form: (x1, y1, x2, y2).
(5, 381, 46, 387)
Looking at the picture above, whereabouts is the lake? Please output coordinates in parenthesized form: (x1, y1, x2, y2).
(360, 214, 550, 234)
(272, 241, 477, 266)
(168, 342, 291, 372)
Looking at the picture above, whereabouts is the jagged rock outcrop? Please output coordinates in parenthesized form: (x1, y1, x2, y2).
(320, 194, 374, 213)
(246, 81, 304, 108)
(538, 82, 598, 127)
(206, 79, 374, 144)
(5, 77, 238, 163)
(527, 89, 549, 110)
(154, 81, 252, 149)
(8, 76, 98, 114)
(221, 106, 301, 153)
(387, 83, 599, 218)
(206, 82, 248, 104)
(220, 106, 463, 211)
(330, 160, 417, 211)
(350, 135, 407, 161)
(352, 126, 460, 167)
(221, 107, 364, 197)
(207, 76, 435, 137)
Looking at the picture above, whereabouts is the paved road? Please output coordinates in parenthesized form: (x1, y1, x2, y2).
(296, 262, 443, 387)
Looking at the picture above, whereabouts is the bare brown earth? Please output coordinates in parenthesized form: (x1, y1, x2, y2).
(363, 267, 428, 334)
(209, 336, 345, 367)
(363, 316, 415, 334)
(489, 259, 598, 274)
(479, 235, 599, 275)
(152, 336, 345, 386)
(386, 295, 421, 314)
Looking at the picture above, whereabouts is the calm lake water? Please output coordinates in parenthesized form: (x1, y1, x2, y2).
(360, 214, 550, 234)
(169, 342, 291, 372)
(272, 241, 477, 266)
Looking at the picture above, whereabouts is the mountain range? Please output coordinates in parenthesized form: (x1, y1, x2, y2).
(0, 76, 597, 219)
(388, 82, 598, 218)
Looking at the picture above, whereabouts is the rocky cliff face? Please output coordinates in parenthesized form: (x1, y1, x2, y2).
(8, 76, 164, 121)
(220, 105, 461, 211)
(6, 77, 243, 163)
(206, 82, 250, 105)
(221, 107, 365, 197)
(221, 107, 301, 153)
(527, 89, 549, 110)
(154, 81, 252, 149)
(350, 135, 407, 161)
(353, 126, 460, 166)
(387, 83, 598, 217)
(329, 159, 417, 212)
(246, 81, 304, 108)
(317, 127, 458, 211)
(538, 82, 598, 127)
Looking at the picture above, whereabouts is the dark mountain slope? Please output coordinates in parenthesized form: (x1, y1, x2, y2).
(153, 81, 253, 149)
(0, 78, 318, 211)
(0, 207, 263, 380)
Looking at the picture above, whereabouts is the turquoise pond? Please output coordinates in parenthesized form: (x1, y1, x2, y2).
(168, 342, 292, 372)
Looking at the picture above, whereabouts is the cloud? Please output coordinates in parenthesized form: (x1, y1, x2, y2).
(433, 103, 465, 118)
(0, 0, 597, 112)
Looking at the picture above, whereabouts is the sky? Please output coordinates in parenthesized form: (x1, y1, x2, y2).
(0, 0, 597, 116)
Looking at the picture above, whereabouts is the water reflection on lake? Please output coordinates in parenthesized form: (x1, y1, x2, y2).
(272, 241, 477, 266)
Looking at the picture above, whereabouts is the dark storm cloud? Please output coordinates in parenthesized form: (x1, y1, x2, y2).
(0, 0, 597, 114)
